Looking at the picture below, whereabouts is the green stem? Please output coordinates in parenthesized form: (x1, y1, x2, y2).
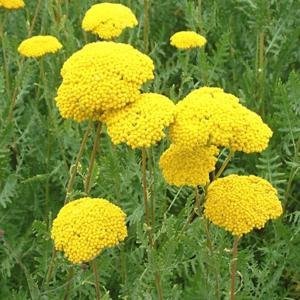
(92, 260, 101, 300)
(230, 236, 240, 300)
(85, 123, 103, 299)
(44, 247, 56, 288)
(148, 148, 156, 229)
(284, 138, 300, 208)
(84, 122, 102, 195)
(197, 0, 202, 32)
(28, 0, 42, 35)
(256, 31, 265, 116)
(65, 122, 93, 203)
(142, 148, 151, 233)
(141, 148, 163, 299)
(143, 0, 150, 53)
(120, 245, 127, 285)
(155, 271, 164, 300)
(0, 13, 11, 99)
(194, 186, 201, 215)
(215, 149, 234, 180)
(63, 267, 75, 300)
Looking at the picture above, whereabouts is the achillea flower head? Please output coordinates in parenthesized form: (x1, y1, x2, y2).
(170, 87, 272, 153)
(0, 0, 24, 9)
(103, 93, 175, 149)
(159, 144, 219, 187)
(82, 3, 138, 40)
(204, 175, 283, 236)
(18, 35, 62, 58)
(56, 42, 154, 122)
(51, 197, 127, 264)
(170, 31, 207, 49)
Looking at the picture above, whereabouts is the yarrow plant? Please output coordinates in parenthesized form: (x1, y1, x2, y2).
(51, 197, 127, 264)
(170, 30, 207, 49)
(17, 35, 62, 58)
(170, 87, 272, 153)
(82, 2, 138, 40)
(102, 93, 175, 149)
(159, 144, 219, 186)
(56, 41, 154, 122)
(0, 0, 24, 9)
(156, 82, 280, 300)
(204, 175, 282, 300)
(204, 175, 283, 236)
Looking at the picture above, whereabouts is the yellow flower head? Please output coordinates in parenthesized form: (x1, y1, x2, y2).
(56, 42, 154, 122)
(51, 197, 127, 264)
(103, 93, 175, 149)
(159, 144, 219, 187)
(0, 0, 24, 9)
(170, 31, 207, 49)
(204, 175, 283, 236)
(18, 35, 62, 58)
(170, 87, 272, 153)
(82, 3, 138, 40)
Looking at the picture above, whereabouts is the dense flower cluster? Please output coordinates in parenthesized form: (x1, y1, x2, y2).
(170, 87, 272, 153)
(170, 31, 207, 49)
(103, 93, 175, 148)
(51, 197, 127, 264)
(82, 3, 138, 39)
(159, 144, 219, 187)
(18, 36, 62, 58)
(0, 0, 24, 9)
(204, 175, 283, 236)
(56, 42, 154, 122)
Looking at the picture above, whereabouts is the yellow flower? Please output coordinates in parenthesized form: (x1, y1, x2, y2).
(170, 87, 272, 153)
(18, 35, 62, 58)
(170, 31, 207, 49)
(51, 197, 127, 264)
(204, 175, 283, 236)
(159, 144, 219, 187)
(82, 3, 138, 40)
(103, 93, 175, 149)
(0, 0, 24, 9)
(56, 42, 154, 122)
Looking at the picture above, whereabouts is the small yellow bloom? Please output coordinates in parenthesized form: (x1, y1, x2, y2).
(170, 87, 272, 153)
(51, 197, 127, 264)
(82, 2, 138, 40)
(0, 0, 24, 9)
(170, 31, 207, 49)
(56, 42, 154, 122)
(18, 35, 62, 58)
(103, 93, 175, 149)
(159, 144, 219, 187)
(204, 175, 283, 236)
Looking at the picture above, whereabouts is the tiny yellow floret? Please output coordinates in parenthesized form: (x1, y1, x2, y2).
(103, 93, 175, 149)
(18, 35, 62, 58)
(0, 0, 24, 9)
(170, 31, 207, 49)
(170, 87, 272, 153)
(56, 42, 154, 122)
(204, 175, 283, 236)
(82, 3, 138, 40)
(159, 144, 219, 187)
(51, 197, 127, 264)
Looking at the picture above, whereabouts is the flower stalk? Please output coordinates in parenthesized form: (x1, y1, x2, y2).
(92, 260, 101, 300)
(84, 122, 102, 195)
(230, 236, 240, 300)
(65, 122, 93, 203)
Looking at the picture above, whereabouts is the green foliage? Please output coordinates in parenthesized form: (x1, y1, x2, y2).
(0, 0, 299, 299)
